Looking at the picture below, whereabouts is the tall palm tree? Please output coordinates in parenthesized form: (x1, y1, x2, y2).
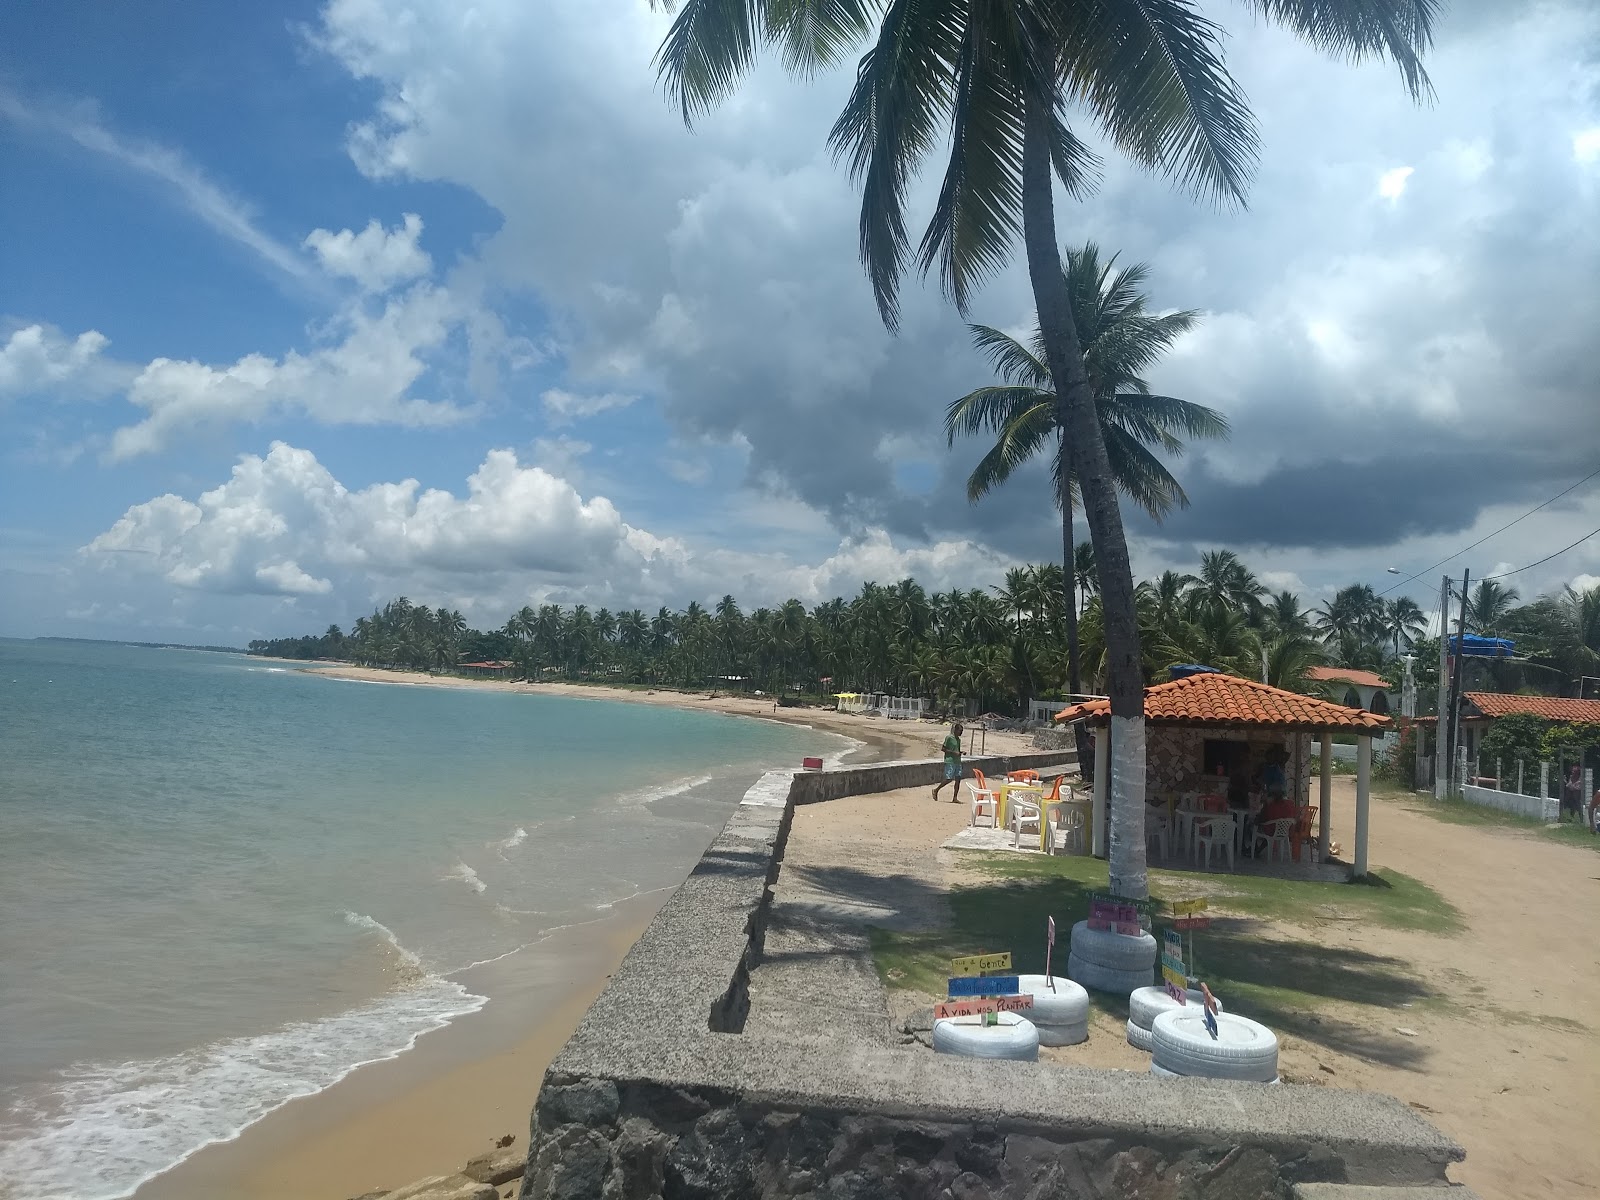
(1381, 596, 1426, 657)
(947, 242, 1228, 717)
(1465, 580, 1520, 636)
(652, 0, 1436, 898)
(1190, 549, 1267, 622)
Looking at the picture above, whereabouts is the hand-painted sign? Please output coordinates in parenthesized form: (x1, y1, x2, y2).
(949, 951, 1012, 977)
(1160, 929, 1187, 1001)
(1087, 892, 1150, 936)
(1172, 916, 1211, 931)
(1171, 898, 1209, 916)
(934, 995, 1035, 1020)
(947, 974, 1021, 998)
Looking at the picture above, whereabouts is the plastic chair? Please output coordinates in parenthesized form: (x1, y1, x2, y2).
(1009, 796, 1043, 848)
(1052, 803, 1087, 855)
(1008, 768, 1040, 783)
(1252, 817, 1296, 863)
(966, 781, 998, 827)
(1194, 814, 1235, 871)
(1144, 805, 1170, 858)
(1292, 806, 1319, 862)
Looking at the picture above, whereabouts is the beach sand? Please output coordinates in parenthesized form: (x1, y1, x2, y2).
(135, 666, 1001, 1200)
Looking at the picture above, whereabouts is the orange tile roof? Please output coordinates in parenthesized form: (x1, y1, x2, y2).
(1464, 692, 1600, 723)
(1055, 672, 1392, 732)
(1305, 665, 1390, 690)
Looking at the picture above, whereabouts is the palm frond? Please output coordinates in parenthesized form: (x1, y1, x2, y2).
(965, 401, 1056, 500)
(915, 9, 1027, 315)
(1243, 0, 1438, 101)
(969, 323, 1050, 388)
(945, 383, 1051, 445)
(1105, 392, 1230, 444)
(652, 0, 764, 123)
(828, 0, 963, 328)
(765, 0, 880, 75)
(1057, 0, 1258, 204)
(1099, 422, 1189, 518)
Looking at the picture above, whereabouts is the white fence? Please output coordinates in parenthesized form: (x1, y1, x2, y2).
(1460, 782, 1560, 822)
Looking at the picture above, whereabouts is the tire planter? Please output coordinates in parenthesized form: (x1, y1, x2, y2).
(1068, 921, 1158, 972)
(1066, 952, 1152, 996)
(1150, 1009, 1278, 1082)
(1015, 974, 1089, 1041)
(1150, 1062, 1280, 1085)
(1126, 1018, 1154, 1052)
(1127, 986, 1223, 1032)
(1037, 1018, 1089, 1047)
(932, 1011, 1040, 1061)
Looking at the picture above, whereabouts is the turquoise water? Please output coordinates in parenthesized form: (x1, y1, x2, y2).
(0, 640, 845, 1200)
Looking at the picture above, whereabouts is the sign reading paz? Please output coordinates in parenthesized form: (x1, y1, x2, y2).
(934, 995, 1035, 1020)
(949, 952, 1012, 977)
(1161, 929, 1188, 1003)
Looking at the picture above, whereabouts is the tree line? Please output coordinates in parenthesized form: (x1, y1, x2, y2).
(246, 557, 1600, 715)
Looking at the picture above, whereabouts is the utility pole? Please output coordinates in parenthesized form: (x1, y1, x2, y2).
(1433, 576, 1451, 800)
(1445, 569, 1470, 797)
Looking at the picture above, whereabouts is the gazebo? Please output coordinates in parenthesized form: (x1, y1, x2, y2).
(1056, 673, 1394, 878)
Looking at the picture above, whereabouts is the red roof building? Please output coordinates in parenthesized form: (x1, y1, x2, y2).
(1461, 692, 1600, 724)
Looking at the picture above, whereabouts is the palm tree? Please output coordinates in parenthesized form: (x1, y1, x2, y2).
(1190, 550, 1267, 622)
(1380, 596, 1426, 657)
(1265, 591, 1314, 642)
(947, 242, 1228, 716)
(1466, 580, 1520, 636)
(1315, 584, 1384, 648)
(652, 0, 1436, 899)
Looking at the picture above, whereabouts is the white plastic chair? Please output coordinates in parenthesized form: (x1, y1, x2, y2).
(1049, 803, 1087, 855)
(966, 781, 998, 827)
(1008, 797, 1043, 848)
(1194, 814, 1235, 871)
(1144, 805, 1171, 859)
(1252, 817, 1295, 863)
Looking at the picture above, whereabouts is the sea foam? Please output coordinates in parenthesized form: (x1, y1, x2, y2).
(0, 917, 485, 1200)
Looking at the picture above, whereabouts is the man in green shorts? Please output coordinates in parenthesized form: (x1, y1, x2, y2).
(932, 722, 965, 802)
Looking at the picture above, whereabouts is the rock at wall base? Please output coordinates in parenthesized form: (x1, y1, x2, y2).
(464, 1145, 526, 1187)
(385, 1174, 498, 1200)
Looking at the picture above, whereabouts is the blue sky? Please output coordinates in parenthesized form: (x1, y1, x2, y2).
(3, 0, 1598, 643)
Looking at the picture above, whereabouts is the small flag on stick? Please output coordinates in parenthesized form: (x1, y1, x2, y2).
(1045, 915, 1057, 990)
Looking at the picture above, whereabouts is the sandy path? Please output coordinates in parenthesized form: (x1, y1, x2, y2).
(781, 778, 1600, 1200)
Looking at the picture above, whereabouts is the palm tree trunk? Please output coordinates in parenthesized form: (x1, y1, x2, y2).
(1023, 97, 1147, 899)
(1059, 457, 1092, 782)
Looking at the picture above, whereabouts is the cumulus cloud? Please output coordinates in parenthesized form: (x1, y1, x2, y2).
(304, 213, 432, 292)
(82, 443, 1005, 620)
(108, 283, 472, 459)
(0, 324, 131, 402)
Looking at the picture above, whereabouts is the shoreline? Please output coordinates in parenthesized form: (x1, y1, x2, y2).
(131, 672, 929, 1200)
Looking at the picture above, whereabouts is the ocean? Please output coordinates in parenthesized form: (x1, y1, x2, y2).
(0, 639, 847, 1200)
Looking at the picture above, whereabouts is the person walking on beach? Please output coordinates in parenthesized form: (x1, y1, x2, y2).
(933, 722, 965, 802)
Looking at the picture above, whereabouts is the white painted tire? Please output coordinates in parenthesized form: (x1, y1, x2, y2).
(1016, 975, 1089, 1026)
(1067, 953, 1152, 995)
(1126, 1019, 1154, 1052)
(1150, 1010, 1278, 1082)
(1069, 921, 1158, 971)
(932, 1012, 1040, 1061)
(1127, 986, 1223, 1031)
(1036, 1018, 1088, 1047)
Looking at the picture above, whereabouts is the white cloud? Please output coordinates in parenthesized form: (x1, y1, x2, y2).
(82, 442, 1005, 618)
(108, 283, 472, 459)
(540, 387, 637, 423)
(1377, 165, 1415, 200)
(0, 87, 315, 287)
(1574, 128, 1600, 165)
(304, 213, 432, 292)
(0, 324, 130, 401)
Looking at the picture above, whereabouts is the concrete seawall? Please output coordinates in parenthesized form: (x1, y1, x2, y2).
(519, 752, 1468, 1200)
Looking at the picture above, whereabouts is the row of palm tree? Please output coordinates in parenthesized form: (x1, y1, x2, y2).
(250, 563, 1599, 714)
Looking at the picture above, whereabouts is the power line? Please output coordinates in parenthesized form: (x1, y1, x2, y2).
(1377, 464, 1600, 597)
(1480, 526, 1600, 581)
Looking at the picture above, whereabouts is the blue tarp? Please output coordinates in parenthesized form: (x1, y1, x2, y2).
(1169, 664, 1222, 680)
(1448, 634, 1515, 657)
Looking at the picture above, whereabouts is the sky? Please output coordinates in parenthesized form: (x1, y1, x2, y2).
(2, 0, 1598, 644)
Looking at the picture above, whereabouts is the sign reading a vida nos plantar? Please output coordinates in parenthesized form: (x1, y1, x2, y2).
(934, 995, 1035, 1020)
(1161, 929, 1187, 1003)
(1087, 891, 1153, 936)
(949, 951, 1012, 977)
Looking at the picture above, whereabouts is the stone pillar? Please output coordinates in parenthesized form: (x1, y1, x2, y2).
(1092, 726, 1110, 858)
(1353, 736, 1372, 879)
(1319, 732, 1332, 859)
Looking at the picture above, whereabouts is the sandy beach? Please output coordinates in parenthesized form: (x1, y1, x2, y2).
(131, 664, 1005, 1200)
